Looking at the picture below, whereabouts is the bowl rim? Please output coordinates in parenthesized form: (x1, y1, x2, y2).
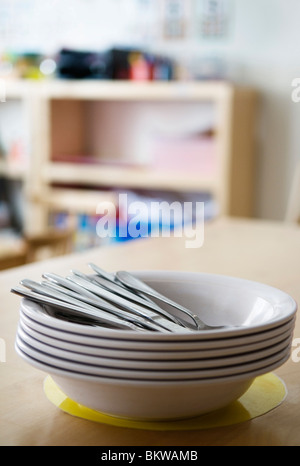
(19, 270, 297, 341)
(17, 321, 292, 370)
(18, 314, 294, 360)
(15, 331, 291, 381)
(19, 304, 296, 349)
(15, 339, 290, 387)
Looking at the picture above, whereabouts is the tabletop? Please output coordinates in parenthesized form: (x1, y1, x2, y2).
(0, 217, 299, 446)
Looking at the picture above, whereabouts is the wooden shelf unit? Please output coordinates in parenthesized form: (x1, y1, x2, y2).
(0, 160, 28, 180)
(43, 162, 218, 193)
(3, 79, 258, 234)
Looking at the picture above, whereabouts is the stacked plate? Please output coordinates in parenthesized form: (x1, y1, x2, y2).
(15, 271, 297, 421)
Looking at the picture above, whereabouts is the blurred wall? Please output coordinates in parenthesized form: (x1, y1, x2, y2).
(1, 0, 299, 221)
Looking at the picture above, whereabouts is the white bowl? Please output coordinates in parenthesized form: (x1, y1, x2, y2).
(19, 307, 296, 352)
(19, 271, 297, 340)
(19, 314, 294, 360)
(138, 271, 297, 331)
(15, 270, 296, 420)
(15, 332, 291, 381)
(15, 342, 289, 421)
(17, 322, 293, 371)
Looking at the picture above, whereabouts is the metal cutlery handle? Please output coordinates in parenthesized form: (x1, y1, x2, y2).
(11, 287, 143, 331)
(72, 268, 186, 328)
(19, 279, 168, 333)
(66, 274, 191, 333)
(116, 270, 207, 330)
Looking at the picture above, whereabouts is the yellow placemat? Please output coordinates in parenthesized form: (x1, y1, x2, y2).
(44, 373, 287, 431)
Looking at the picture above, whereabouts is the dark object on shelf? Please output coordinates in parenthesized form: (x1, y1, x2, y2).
(110, 48, 134, 80)
(56, 48, 174, 81)
(56, 48, 113, 80)
(0, 177, 24, 233)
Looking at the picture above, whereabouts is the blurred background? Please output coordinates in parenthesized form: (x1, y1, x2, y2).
(0, 0, 300, 268)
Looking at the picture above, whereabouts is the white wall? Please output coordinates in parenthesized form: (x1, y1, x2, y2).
(1, 0, 300, 220)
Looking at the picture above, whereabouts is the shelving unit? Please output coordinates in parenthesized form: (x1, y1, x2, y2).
(0, 161, 28, 180)
(3, 79, 257, 236)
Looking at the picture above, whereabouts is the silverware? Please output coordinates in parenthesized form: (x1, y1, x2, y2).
(88, 263, 119, 285)
(11, 264, 225, 333)
(89, 261, 174, 317)
(116, 270, 212, 330)
(18, 274, 192, 333)
(72, 268, 186, 328)
(18, 278, 173, 333)
(65, 273, 191, 333)
(11, 286, 144, 331)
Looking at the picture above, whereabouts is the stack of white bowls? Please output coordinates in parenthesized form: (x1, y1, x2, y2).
(15, 271, 297, 421)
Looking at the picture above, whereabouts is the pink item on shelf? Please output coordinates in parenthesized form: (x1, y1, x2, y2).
(151, 135, 216, 175)
(9, 139, 27, 166)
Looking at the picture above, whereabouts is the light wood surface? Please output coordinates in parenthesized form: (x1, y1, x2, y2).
(0, 217, 299, 446)
(0, 161, 28, 181)
(5, 79, 234, 101)
(42, 162, 218, 193)
(285, 160, 300, 224)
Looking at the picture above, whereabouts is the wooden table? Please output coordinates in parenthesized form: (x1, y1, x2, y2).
(0, 217, 299, 446)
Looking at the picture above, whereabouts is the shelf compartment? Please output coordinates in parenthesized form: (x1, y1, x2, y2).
(0, 161, 28, 180)
(34, 188, 118, 215)
(50, 98, 217, 167)
(42, 162, 218, 193)
(40, 79, 232, 102)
